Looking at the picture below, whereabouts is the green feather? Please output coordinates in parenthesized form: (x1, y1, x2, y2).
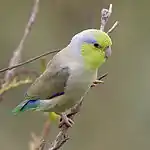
(12, 94, 40, 115)
(81, 31, 112, 70)
(12, 100, 29, 115)
(81, 43, 105, 70)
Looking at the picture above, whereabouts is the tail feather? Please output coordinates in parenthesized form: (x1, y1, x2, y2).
(12, 100, 40, 115)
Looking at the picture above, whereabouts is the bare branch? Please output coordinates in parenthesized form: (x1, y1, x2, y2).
(3, 0, 39, 85)
(100, 4, 112, 31)
(29, 119, 51, 150)
(107, 21, 119, 34)
(0, 50, 59, 74)
(0, 78, 33, 97)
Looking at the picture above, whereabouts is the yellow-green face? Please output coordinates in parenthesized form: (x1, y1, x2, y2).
(80, 29, 112, 70)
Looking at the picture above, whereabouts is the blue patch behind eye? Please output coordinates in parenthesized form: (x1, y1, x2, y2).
(71, 32, 97, 45)
(84, 38, 97, 44)
(81, 35, 97, 44)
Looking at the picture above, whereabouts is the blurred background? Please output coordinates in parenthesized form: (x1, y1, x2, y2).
(0, 0, 150, 150)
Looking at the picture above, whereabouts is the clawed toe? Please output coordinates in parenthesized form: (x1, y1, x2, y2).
(59, 113, 74, 128)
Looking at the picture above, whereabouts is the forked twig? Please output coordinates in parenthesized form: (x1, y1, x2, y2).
(100, 4, 112, 31)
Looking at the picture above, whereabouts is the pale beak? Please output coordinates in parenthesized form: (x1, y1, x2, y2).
(105, 46, 112, 59)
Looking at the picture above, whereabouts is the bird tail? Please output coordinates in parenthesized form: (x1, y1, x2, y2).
(12, 100, 40, 115)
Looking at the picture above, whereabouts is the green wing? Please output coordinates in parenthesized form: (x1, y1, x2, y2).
(25, 66, 70, 100)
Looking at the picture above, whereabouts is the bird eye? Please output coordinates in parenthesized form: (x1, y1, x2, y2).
(94, 43, 101, 48)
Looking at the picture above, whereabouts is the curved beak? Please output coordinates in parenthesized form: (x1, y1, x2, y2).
(105, 46, 112, 59)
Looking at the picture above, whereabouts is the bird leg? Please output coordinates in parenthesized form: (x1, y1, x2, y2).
(91, 79, 104, 87)
(58, 112, 74, 128)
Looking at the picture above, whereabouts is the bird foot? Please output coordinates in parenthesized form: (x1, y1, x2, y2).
(91, 79, 104, 87)
(59, 113, 74, 128)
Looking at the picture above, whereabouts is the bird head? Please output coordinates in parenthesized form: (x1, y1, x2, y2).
(70, 29, 112, 70)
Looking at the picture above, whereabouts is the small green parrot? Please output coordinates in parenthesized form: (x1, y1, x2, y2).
(12, 29, 112, 126)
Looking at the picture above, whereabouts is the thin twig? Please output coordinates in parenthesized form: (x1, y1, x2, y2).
(3, 0, 39, 84)
(41, 119, 51, 140)
(107, 21, 119, 34)
(100, 4, 112, 31)
(0, 50, 59, 74)
(29, 118, 51, 150)
(0, 78, 33, 96)
(98, 72, 108, 80)
(29, 132, 45, 150)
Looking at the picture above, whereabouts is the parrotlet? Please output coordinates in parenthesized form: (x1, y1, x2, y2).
(12, 29, 112, 126)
